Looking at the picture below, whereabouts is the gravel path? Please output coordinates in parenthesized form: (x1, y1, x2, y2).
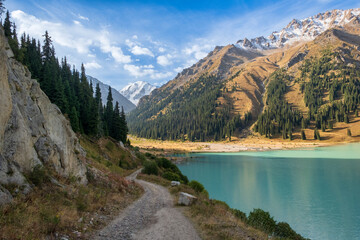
(94, 169, 201, 240)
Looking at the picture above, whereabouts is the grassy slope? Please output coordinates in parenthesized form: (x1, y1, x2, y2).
(0, 136, 143, 240)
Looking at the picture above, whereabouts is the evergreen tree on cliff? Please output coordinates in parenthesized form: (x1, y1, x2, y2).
(104, 86, 113, 136)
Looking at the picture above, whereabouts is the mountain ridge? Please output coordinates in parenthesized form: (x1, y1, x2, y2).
(129, 8, 360, 142)
(120, 81, 156, 105)
(87, 75, 136, 113)
(236, 8, 360, 50)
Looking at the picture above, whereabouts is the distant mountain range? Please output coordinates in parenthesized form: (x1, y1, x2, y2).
(236, 9, 360, 50)
(128, 8, 360, 142)
(120, 81, 156, 105)
(87, 75, 136, 113)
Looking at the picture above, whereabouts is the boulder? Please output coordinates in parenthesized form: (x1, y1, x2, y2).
(178, 192, 197, 206)
(171, 181, 180, 186)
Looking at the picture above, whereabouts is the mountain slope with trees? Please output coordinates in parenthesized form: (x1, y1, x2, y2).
(3, 12, 129, 142)
(129, 9, 360, 142)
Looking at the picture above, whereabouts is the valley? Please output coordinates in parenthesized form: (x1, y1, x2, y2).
(1, 1, 360, 240)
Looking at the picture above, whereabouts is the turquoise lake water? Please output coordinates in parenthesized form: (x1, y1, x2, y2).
(177, 143, 360, 240)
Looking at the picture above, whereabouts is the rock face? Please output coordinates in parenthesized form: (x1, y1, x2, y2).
(178, 192, 197, 206)
(0, 28, 87, 204)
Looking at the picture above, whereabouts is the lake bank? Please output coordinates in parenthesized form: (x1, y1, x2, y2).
(129, 134, 358, 153)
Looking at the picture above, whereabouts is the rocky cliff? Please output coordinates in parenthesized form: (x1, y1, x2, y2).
(0, 28, 87, 205)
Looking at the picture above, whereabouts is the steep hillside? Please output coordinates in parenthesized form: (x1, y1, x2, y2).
(87, 75, 136, 113)
(129, 8, 360, 142)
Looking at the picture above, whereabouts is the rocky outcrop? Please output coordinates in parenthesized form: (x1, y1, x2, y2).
(178, 192, 197, 206)
(287, 51, 308, 68)
(0, 28, 87, 204)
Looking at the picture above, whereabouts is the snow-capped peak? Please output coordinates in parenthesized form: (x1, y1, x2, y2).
(120, 81, 157, 105)
(236, 8, 360, 51)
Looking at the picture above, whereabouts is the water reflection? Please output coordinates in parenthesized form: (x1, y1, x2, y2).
(178, 145, 360, 240)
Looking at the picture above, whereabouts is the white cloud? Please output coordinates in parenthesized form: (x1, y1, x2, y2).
(73, 20, 81, 25)
(184, 44, 211, 60)
(174, 67, 183, 73)
(130, 45, 154, 57)
(11, 10, 131, 63)
(98, 33, 132, 63)
(143, 64, 154, 69)
(78, 14, 89, 21)
(159, 47, 166, 53)
(84, 61, 102, 69)
(125, 38, 154, 57)
(157, 54, 173, 66)
(124, 64, 173, 79)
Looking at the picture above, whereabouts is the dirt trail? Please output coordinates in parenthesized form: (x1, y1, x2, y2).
(94, 169, 201, 240)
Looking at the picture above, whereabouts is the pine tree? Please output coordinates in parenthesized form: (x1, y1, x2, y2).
(301, 118, 306, 129)
(104, 87, 113, 136)
(347, 129, 352, 137)
(119, 106, 128, 143)
(69, 106, 80, 132)
(111, 102, 122, 141)
(3, 10, 11, 37)
(301, 130, 306, 140)
(0, 0, 5, 16)
(42, 31, 54, 61)
(95, 83, 104, 136)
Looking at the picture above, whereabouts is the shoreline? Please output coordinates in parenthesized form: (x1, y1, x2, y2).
(129, 135, 358, 154)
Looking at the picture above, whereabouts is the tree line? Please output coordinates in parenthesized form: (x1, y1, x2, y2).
(128, 74, 252, 141)
(255, 48, 360, 140)
(3, 11, 128, 143)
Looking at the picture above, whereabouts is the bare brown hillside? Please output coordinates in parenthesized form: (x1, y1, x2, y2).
(130, 13, 360, 142)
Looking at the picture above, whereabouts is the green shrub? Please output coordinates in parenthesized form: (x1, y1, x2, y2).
(145, 152, 156, 159)
(247, 208, 276, 234)
(162, 171, 181, 181)
(29, 165, 48, 187)
(142, 161, 159, 175)
(188, 180, 205, 193)
(105, 141, 115, 151)
(181, 175, 189, 184)
(118, 159, 130, 169)
(232, 208, 247, 221)
(156, 157, 173, 169)
(76, 199, 87, 212)
(275, 222, 305, 240)
(135, 152, 146, 163)
(40, 209, 60, 234)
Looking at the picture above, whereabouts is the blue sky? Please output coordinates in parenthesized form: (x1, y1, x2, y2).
(6, 0, 360, 90)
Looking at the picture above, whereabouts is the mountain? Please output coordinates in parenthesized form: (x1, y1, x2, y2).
(128, 8, 360, 142)
(87, 75, 136, 113)
(120, 81, 156, 105)
(0, 28, 87, 204)
(236, 8, 360, 50)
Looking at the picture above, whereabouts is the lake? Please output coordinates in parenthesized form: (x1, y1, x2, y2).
(177, 143, 360, 240)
